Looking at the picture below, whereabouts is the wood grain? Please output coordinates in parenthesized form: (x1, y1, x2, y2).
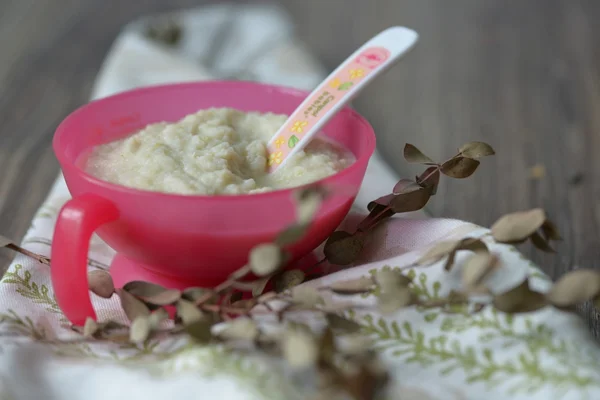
(1, 0, 600, 336)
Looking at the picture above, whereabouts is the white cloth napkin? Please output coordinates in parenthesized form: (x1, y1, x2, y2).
(1, 4, 599, 400)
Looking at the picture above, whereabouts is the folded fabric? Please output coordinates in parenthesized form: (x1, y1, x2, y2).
(1, 5, 599, 400)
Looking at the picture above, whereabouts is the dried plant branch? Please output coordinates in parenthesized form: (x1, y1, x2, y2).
(6, 140, 600, 400)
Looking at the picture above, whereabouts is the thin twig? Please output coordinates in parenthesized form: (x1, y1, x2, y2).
(6, 243, 50, 265)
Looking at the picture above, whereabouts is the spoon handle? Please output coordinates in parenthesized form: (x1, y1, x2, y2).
(266, 26, 418, 173)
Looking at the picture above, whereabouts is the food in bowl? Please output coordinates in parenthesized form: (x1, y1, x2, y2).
(84, 107, 354, 195)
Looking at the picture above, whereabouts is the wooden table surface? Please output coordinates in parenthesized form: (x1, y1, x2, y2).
(1, 0, 600, 336)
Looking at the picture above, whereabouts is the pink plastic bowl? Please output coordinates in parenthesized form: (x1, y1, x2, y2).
(51, 81, 375, 325)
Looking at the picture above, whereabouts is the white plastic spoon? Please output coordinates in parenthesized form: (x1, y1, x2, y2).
(266, 26, 418, 173)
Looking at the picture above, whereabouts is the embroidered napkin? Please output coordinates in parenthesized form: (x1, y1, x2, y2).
(1, 4, 599, 400)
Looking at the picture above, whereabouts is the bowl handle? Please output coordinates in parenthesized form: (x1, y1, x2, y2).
(51, 194, 119, 326)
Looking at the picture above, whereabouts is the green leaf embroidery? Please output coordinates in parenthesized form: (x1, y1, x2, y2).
(154, 346, 299, 400)
(0, 309, 46, 339)
(0, 314, 297, 400)
(1, 265, 60, 314)
(338, 82, 353, 90)
(351, 312, 600, 394)
(364, 266, 469, 317)
(288, 135, 300, 148)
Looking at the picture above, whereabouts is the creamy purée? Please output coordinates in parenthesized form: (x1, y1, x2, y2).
(85, 108, 353, 195)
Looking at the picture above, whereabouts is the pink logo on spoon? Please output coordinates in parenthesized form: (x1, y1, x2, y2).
(355, 47, 390, 69)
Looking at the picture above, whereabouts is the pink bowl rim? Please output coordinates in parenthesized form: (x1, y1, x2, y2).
(52, 80, 376, 202)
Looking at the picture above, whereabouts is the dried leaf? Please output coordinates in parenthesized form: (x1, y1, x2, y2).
(181, 287, 215, 304)
(443, 250, 458, 271)
(293, 185, 328, 203)
(276, 223, 309, 246)
(491, 209, 546, 243)
(184, 319, 213, 343)
(389, 187, 431, 213)
(403, 143, 434, 164)
(329, 276, 375, 295)
(344, 358, 389, 400)
(274, 269, 305, 292)
(450, 238, 490, 271)
(229, 264, 251, 281)
(418, 241, 460, 265)
(295, 190, 322, 224)
(83, 317, 98, 338)
(123, 281, 181, 305)
(359, 196, 395, 232)
(292, 286, 323, 307)
(458, 141, 495, 158)
(530, 232, 556, 253)
(375, 269, 412, 294)
(492, 280, 547, 313)
(366, 194, 394, 212)
(547, 269, 600, 307)
(148, 308, 169, 329)
(325, 313, 361, 333)
(462, 253, 498, 289)
(323, 231, 365, 266)
(249, 243, 283, 277)
(457, 237, 488, 253)
(417, 166, 441, 195)
(392, 179, 421, 195)
(440, 157, 480, 178)
(176, 299, 204, 325)
(117, 289, 150, 322)
(0, 235, 13, 247)
(217, 319, 259, 341)
(378, 288, 415, 314)
(341, 335, 374, 356)
(97, 320, 127, 334)
(541, 220, 562, 241)
(282, 329, 318, 368)
(130, 316, 151, 343)
(89, 321, 129, 342)
(231, 278, 268, 293)
(318, 327, 336, 363)
(418, 238, 488, 271)
(251, 277, 271, 297)
(87, 270, 115, 299)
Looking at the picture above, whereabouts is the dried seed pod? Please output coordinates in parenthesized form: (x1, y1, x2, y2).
(547, 269, 600, 307)
(323, 231, 365, 266)
(492, 280, 547, 313)
(249, 243, 284, 276)
(129, 316, 151, 343)
(117, 289, 150, 322)
(217, 319, 259, 341)
(281, 328, 318, 368)
(291, 286, 324, 307)
(88, 270, 115, 299)
(490, 209, 546, 243)
(329, 277, 375, 295)
(122, 281, 181, 306)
